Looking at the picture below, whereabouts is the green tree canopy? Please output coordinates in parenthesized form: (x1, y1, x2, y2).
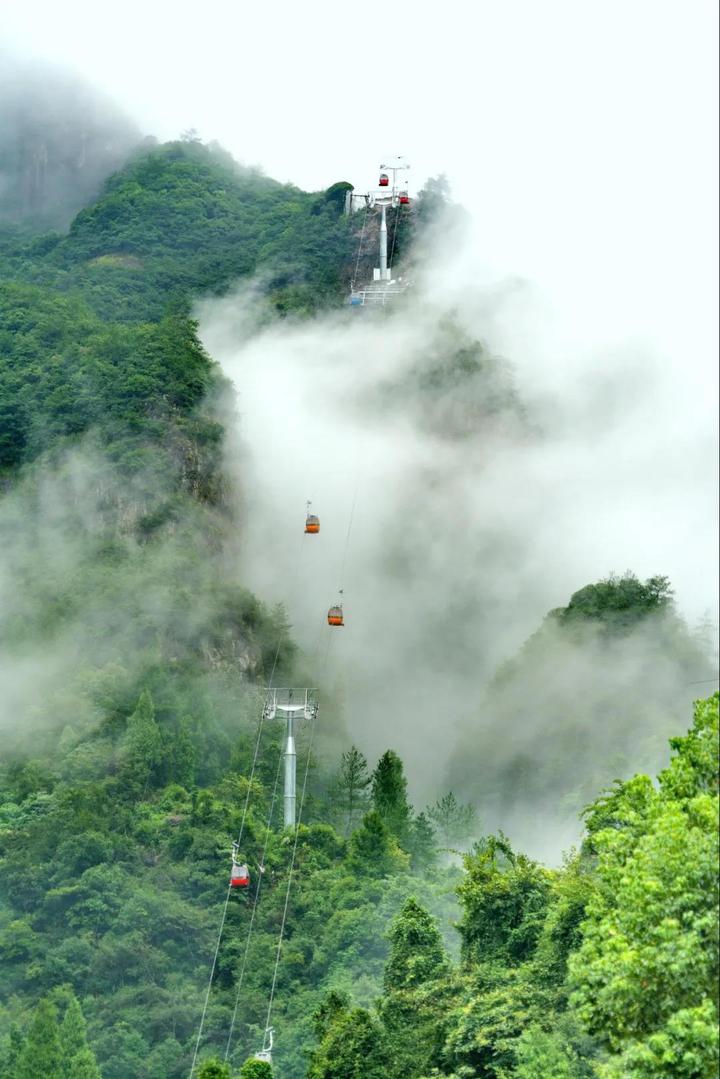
(333, 746, 371, 835)
(371, 751, 412, 842)
(239, 1057, 273, 1078)
(384, 897, 448, 993)
(59, 994, 101, 1078)
(197, 1057, 231, 1079)
(347, 809, 409, 876)
(427, 791, 478, 849)
(457, 835, 552, 967)
(307, 1006, 391, 1079)
(13, 997, 62, 1079)
(569, 694, 719, 1078)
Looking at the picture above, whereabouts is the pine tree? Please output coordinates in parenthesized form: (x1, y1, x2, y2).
(427, 790, 478, 848)
(383, 897, 448, 992)
(406, 811, 437, 869)
(371, 750, 411, 842)
(59, 995, 101, 1079)
(0, 1024, 24, 1077)
(14, 997, 63, 1079)
(334, 746, 371, 834)
(165, 715, 197, 787)
(65, 1048, 103, 1079)
(347, 810, 409, 875)
(380, 899, 450, 1078)
(121, 688, 163, 792)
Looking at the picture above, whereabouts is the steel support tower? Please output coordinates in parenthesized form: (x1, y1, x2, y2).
(262, 689, 318, 828)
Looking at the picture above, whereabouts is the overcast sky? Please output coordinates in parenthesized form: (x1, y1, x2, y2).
(5, 0, 717, 337)
(4, 0, 719, 618)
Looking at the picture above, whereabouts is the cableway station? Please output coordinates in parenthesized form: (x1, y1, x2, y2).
(348, 156, 412, 307)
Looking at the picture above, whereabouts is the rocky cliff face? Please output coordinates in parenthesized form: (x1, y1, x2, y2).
(0, 54, 141, 227)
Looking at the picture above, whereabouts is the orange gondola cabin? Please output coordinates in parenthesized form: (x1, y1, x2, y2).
(305, 513, 320, 534)
(327, 604, 344, 627)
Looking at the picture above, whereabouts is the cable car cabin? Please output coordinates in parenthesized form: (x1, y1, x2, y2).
(305, 514, 320, 534)
(230, 861, 250, 888)
(399, 194, 410, 205)
(327, 605, 344, 627)
(379, 173, 389, 187)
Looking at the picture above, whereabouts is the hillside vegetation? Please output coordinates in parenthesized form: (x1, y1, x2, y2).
(0, 132, 717, 1079)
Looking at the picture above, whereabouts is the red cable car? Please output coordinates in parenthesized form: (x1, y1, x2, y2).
(327, 605, 344, 627)
(379, 173, 389, 187)
(230, 859, 250, 888)
(230, 843, 250, 888)
(399, 194, 410, 205)
(305, 513, 320, 534)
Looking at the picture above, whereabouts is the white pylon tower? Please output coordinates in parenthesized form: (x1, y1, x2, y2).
(263, 689, 318, 828)
(349, 156, 412, 306)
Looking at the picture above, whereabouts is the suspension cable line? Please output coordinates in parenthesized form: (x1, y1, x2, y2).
(189, 689, 268, 1078)
(351, 205, 369, 292)
(189, 532, 308, 1076)
(338, 470, 360, 594)
(189, 882, 232, 1078)
(200, 492, 348, 1068)
(388, 201, 401, 274)
(224, 745, 285, 1061)
(226, 477, 349, 1061)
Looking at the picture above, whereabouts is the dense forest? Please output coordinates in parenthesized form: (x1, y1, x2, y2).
(0, 88, 717, 1079)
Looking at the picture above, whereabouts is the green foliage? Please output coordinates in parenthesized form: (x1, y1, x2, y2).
(371, 750, 412, 842)
(307, 1004, 391, 1079)
(406, 812, 438, 870)
(1, 115, 716, 1079)
(427, 791, 478, 849)
(331, 746, 371, 835)
(311, 989, 351, 1039)
(0, 281, 221, 471)
(458, 836, 552, 967)
(13, 997, 62, 1079)
(569, 694, 719, 1077)
(59, 994, 101, 1078)
(660, 693, 720, 800)
(347, 809, 410, 875)
(384, 898, 449, 993)
(514, 1024, 587, 1078)
(239, 1058, 273, 1078)
(448, 572, 714, 839)
(380, 900, 450, 1078)
(198, 1058, 232, 1078)
(120, 689, 164, 793)
(322, 181, 353, 212)
(597, 1001, 718, 1079)
(18, 140, 356, 322)
(532, 855, 595, 988)
(558, 573, 674, 631)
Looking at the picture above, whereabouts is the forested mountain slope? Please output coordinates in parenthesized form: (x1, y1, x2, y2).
(0, 139, 357, 323)
(447, 573, 713, 851)
(0, 128, 717, 1079)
